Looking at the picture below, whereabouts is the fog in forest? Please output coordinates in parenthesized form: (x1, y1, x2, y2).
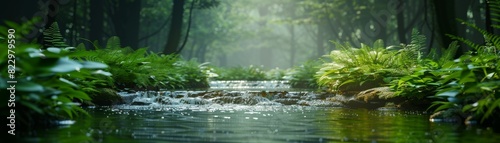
(2, 0, 488, 69)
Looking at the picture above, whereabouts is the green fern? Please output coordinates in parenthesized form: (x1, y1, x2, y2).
(106, 36, 121, 49)
(489, 0, 500, 29)
(43, 22, 68, 48)
(448, 19, 500, 55)
(439, 41, 459, 64)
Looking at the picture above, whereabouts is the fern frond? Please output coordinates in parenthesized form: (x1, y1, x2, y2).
(106, 36, 121, 49)
(438, 41, 459, 65)
(43, 22, 68, 48)
(450, 19, 500, 54)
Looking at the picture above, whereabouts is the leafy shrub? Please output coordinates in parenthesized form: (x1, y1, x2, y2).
(430, 52, 500, 122)
(392, 13, 500, 125)
(213, 65, 267, 80)
(316, 38, 421, 93)
(77, 37, 209, 90)
(266, 68, 287, 80)
(285, 60, 320, 88)
(424, 2, 500, 123)
(390, 41, 459, 99)
(0, 20, 109, 129)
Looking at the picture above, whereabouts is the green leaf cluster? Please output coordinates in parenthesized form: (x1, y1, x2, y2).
(428, 46, 500, 123)
(212, 65, 268, 81)
(316, 37, 422, 93)
(390, 41, 459, 99)
(0, 19, 108, 129)
(77, 36, 209, 90)
(284, 60, 320, 88)
(43, 22, 69, 48)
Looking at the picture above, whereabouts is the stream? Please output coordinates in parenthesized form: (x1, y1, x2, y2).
(25, 81, 499, 143)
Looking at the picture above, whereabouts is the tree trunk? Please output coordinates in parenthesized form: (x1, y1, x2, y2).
(218, 54, 227, 67)
(289, 24, 296, 67)
(187, 39, 197, 59)
(90, 0, 104, 48)
(199, 45, 207, 62)
(396, 0, 406, 44)
(432, 0, 458, 48)
(485, 0, 493, 34)
(163, 0, 185, 55)
(112, 0, 141, 49)
(316, 20, 326, 58)
(175, 0, 196, 54)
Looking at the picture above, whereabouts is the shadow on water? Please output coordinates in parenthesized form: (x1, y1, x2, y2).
(26, 106, 499, 143)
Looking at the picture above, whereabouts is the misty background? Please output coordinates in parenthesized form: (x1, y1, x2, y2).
(1, 0, 489, 69)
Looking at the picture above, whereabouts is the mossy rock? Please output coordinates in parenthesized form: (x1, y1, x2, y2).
(429, 107, 466, 123)
(90, 88, 123, 106)
(342, 87, 404, 109)
(355, 87, 399, 103)
(337, 78, 385, 95)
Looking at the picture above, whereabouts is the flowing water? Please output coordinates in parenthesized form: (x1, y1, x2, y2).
(24, 81, 499, 143)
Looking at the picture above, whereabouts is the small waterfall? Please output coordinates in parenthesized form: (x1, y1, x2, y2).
(209, 80, 291, 90)
(118, 80, 340, 107)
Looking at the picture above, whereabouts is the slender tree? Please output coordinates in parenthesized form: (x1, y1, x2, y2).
(110, 0, 141, 49)
(163, 0, 186, 55)
(432, 0, 458, 48)
(90, 0, 104, 48)
(396, 0, 406, 44)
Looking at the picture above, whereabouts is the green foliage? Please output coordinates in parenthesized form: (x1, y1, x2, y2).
(213, 65, 267, 81)
(43, 22, 69, 48)
(430, 52, 500, 122)
(391, 7, 500, 124)
(266, 68, 288, 80)
(423, 4, 500, 123)
(78, 36, 209, 90)
(285, 60, 320, 88)
(0, 20, 108, 129)
(390, 41, 460, 99)
(316, 39, 421, 93)
(390, 60, 443, 99)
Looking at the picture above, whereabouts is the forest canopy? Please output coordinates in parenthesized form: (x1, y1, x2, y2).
(0, 0, 490, 69)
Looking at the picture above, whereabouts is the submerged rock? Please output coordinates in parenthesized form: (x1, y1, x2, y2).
(297, 100, 343, 107)
(131, 97, 154, 105)
(334, 87, 404, 109)
(117, 92, 139, 105)
(172, 91, 189, 98)
(354, 87, 397, 102)
(273, 98, 300, 105)
(429, 108, 465, 123)
(188, 91, 206, 97)
(155, 96, 178, 105)
(180, 98, 210, 105)
(90, 88, 124, 106)
(255, 101, 282, 106)
(210, 95, 270, 105)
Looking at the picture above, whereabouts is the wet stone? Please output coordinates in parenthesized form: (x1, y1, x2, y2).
(117, 92, 139, 105)
(180, 98, 210, 105)
(173, 91, 188, 98)
(210, 96, 270, 105)
(155, 96, 177, 105)
(297, 100, 343, 107)
(131, 97, 154, 105)
(273, 98, 300, 105)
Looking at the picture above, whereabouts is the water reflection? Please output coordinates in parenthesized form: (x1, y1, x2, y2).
(29, 106, 498, 143)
